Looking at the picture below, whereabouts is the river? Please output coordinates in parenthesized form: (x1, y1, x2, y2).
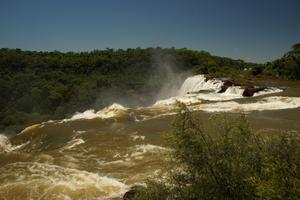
(1, 75, 300, 199)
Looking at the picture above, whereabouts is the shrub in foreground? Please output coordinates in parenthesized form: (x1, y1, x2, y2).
(132, 104, 300, 200)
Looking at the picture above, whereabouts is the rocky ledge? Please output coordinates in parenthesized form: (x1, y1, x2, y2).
(217, 79, 266, 97)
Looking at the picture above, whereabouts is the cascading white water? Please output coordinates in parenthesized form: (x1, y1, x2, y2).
(0, 134, 29, 152)
(153, 74, 285, 107)
(52, 75, 285, 122)
(177, 75, 223, 96)
(177, 75, 282, 98)
(223, 86, 245, 96)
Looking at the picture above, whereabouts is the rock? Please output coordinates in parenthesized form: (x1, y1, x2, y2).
(204, 75, 213, 82)
(217, 86, 226, 93)
(187, 89, 214, 94)
(242, 86, 265, 97)
(218, 80, 240, 93)
(123, 185, 146, 200)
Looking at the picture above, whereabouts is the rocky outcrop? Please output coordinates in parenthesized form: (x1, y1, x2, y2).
(123, 185, 146, 200)
(242, 86, 265, 97)
(217, 79, 266, 97)
(187, 89, 213, 94)
(218, 80, 241, 93)
(182, 75, 267, 97)
(204, 75, 214, 82)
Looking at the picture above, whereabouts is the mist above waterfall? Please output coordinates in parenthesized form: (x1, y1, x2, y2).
(90, 50, 191, 109)
(149, 49, 191, 101)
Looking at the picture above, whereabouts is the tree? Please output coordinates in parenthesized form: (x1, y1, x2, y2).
(292, 43, 300, 51)
(133, 104, 300, 200)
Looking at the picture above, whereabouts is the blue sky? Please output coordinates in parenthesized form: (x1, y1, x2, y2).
(0, 0, 299, 63)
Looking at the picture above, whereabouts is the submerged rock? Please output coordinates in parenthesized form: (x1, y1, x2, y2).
(218, 80, 240, 93)
(123, 185, 146, 200)
(243, 86, 265, 97)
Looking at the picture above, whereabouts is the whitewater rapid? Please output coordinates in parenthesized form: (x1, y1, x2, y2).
(0, 134, 29, 153)
(44, 74, 300, 124)
(0, 130, 168, 199)
(0, 162, 128, 199)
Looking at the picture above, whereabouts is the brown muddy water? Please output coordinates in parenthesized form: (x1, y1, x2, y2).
(0, 76, 300, 200)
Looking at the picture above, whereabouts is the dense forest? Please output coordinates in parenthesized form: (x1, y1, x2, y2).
(0, 46, 299, 133)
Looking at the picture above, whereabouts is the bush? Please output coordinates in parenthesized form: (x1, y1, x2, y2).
(133, 104, 300, 200)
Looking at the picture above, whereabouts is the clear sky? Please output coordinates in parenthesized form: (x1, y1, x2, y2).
(0, 0, 299, 63)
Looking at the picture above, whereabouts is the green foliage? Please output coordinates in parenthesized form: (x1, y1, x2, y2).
(269, 56, 300, 79)
(133, 104, 300, 200)
(263, 44, 300, 79)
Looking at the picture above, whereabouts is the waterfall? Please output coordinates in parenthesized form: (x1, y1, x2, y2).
(177, 75, 223, 96)
(223, 86, 245, 96)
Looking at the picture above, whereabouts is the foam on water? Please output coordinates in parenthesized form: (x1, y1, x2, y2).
(150, 95, 300, 118)
(130, 133, 146, 141)
(131, 144, 169, 158)
(192, 96, 300, 113)
(0, 134, 29, 153)
(0, 162, 128, 199)
(153, 96, 202, 107)
(62, 103, 128, 122)
(152, 92, 243, 108)
(72, 130, 86, 134)
(62, 138, 85, 150)
(254, 87, 283, 97)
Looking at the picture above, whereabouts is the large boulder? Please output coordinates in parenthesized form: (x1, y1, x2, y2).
(204, 75, 214, 82)
(218, 80, 240, 93)
(123, 185, 146, 200)
(242, 86, 265, 97)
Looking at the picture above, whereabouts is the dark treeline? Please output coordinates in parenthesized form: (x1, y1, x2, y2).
(263, 43, 300, 79)
(0, 47, 298, 132)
